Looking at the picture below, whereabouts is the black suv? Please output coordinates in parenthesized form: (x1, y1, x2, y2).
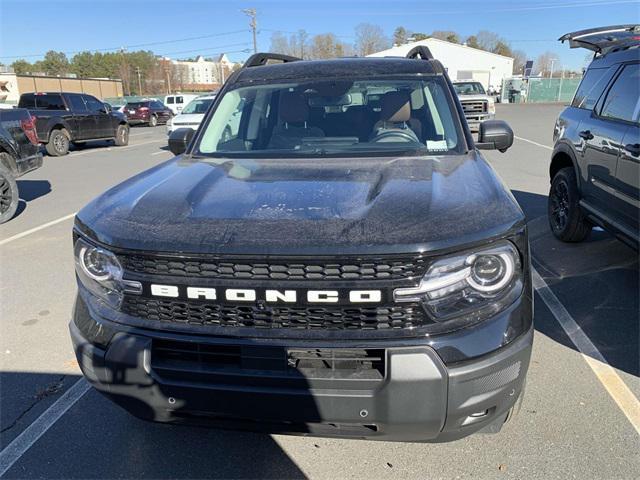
(18, 92, 129, 156)
(549, 25, 639, 248)
(70, 49, 533, 442)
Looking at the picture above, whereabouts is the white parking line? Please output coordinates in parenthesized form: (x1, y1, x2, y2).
(0, 379, 90, 477)
(514, 135, 553, 151)
(0, 213, 77, 246)
(67, 138, 163, 158)
(532, 267, 640, 435)
(151, 150, 168, 156)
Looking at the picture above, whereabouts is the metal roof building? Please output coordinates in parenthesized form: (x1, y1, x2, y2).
(368, 38, 514, 91)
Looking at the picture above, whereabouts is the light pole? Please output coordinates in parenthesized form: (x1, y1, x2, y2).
(549, 59, 555, 79)
(135, 67, 142, 95)
(242, 8, 257, 53)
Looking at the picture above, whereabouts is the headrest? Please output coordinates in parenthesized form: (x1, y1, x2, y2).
(279, 91, 309, 124)
(381, 91, 411, 123)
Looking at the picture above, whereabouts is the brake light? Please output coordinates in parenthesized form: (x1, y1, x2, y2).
(139, 107, 149, 112)
(21, 115, 39, 145)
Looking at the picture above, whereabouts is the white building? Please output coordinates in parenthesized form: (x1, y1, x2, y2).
(368, 38, 514, 92)
(172, 54, 235, 86)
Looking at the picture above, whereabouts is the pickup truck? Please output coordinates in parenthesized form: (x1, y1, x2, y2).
(0, 108, 43, 222)
(452, 81, 496, 131)
(17, 92, 129, 156)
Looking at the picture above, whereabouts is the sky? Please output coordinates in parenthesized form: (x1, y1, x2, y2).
(1, 0, 639, 70)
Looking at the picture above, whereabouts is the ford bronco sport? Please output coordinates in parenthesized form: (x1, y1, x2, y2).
(70, 48, 533, 442)
(549, 25, 639, 248)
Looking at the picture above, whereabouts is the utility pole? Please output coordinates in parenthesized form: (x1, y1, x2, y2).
(165, 63, 172, 95)
(135, 67, 142, 95)
(549, 59, 555, 79)
(242, 8, 257, 53)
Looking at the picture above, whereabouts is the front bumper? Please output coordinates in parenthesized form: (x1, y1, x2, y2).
(465, 113, 495, 131)
(71, 294, 533, 442)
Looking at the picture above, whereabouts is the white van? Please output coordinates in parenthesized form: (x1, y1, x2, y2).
(164, 94, 199, 115)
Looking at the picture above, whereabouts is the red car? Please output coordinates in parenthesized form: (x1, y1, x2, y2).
(124, 99, 173, 127)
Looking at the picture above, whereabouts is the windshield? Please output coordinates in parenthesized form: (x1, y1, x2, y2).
(453, 82, 486, 95)
(195, 78, 464, 158)
(181, 98, 214, 115)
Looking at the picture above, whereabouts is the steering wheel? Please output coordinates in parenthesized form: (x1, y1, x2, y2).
(371, 129, 418, 143)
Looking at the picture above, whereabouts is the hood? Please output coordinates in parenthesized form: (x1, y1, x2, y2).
(456, 93, 490, 102)
(171, 113, 205, 125)
(76, 153, 524, 255)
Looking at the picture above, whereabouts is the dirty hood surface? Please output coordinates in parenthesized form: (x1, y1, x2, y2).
(76, 153, 524, 255)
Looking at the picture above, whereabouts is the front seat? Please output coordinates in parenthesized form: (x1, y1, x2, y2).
(268, 91, 324, 149)
(370, 91, 420, 142)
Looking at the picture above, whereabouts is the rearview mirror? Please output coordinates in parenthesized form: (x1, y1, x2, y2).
(168, 128, 195, 155)
(476, 120, 513, 153)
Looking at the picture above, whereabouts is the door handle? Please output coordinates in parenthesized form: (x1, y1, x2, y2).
(579, 130, 594, 140)
(624, 143, 640, 156)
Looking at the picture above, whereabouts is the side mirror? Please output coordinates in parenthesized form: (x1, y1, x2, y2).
(168, 128, 195, 155)
(476, 120, 514, 153)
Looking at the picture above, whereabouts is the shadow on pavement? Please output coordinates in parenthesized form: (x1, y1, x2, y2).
(1, 372, 306, 479)
(512, 190, 639, 377)
(14, 180, 52, 218)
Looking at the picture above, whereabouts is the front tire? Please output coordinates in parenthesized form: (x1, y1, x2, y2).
(548, 167, 591, 242)
(45, 129, 70, 156)
(114, 124, 129, 146)
(0, 164, 18, 224)
(148, 115, 158, 127)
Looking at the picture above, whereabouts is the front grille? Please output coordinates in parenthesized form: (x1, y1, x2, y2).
(122, 296, 428, 330)
(461, 100, 488, 114)
(119, 254, 428, 281)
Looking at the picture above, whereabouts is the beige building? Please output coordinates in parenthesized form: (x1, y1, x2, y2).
(171, 54, 236, 90)
(0, 72, 123, 106)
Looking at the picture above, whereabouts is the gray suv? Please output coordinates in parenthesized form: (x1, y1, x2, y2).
(549, 25, 639, 248)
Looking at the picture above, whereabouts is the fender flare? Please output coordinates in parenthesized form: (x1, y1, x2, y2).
(550, 141, 583, 188)
(0, 137, 18, 174)
(43, 117, 72, 143)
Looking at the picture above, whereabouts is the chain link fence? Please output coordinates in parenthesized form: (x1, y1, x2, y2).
(500, 76, 582, 103)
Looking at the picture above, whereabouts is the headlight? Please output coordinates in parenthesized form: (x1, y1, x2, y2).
(488, 98, 496, 115)
(74, 237, 141, 309)
(394, 241, 522, 321)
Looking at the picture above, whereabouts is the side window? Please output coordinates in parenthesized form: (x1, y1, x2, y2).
(82, 95, 104, 112)
(154, 101, 165, 109)
(572, 67, 614, 110)
(175, 96, 183, 104)
(68, 94, 88, 112)
(18, 94, 36, 108)
(166, 97, 174, 104)
(600, 64, 640, 123)
(35, 94, 66, 110)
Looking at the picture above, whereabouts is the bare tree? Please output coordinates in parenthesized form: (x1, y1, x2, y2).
(430, 31, 460, 44)
(309, 33, 347, 59)
(476, 31, 501, 52)
(355, 23, 389, 56)
(511, 50, 527, 74)
(534, 51, 560, 76)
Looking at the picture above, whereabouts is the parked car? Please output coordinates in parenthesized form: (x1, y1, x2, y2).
(17, 92, 129, 156)
(0, 108, 43, 222)
(166, 95, 216, 136)
(549, 25, 639, 248)
(452, 81, 496, 131)
(124, 99, 173, 127)
(106, 102, 126, 113)
(164, 94, 199, 115)
(71, 48, 532, 443)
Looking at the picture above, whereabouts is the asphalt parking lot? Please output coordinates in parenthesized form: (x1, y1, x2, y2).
(1, 105, 638, 479)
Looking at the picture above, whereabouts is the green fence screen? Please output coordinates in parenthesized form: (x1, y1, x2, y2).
(525, 77, 582, 103)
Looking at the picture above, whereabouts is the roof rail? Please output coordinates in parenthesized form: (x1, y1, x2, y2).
(405, 46, 434, 60)
(243, 52, 302, 68)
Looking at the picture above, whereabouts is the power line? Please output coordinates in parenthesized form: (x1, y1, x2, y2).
(158, 42, 251, 57)
(0, 29, 248, 60)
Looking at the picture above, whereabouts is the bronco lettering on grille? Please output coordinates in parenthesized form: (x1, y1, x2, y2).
(150, 284, 382, 304)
